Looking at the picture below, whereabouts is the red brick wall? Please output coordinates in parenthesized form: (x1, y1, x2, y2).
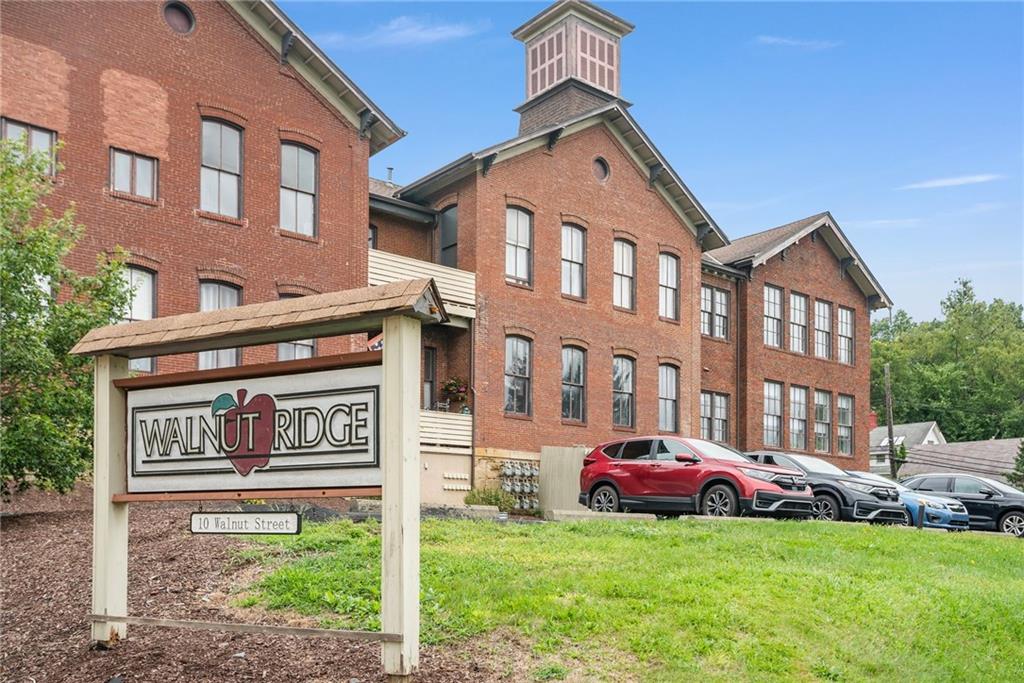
(737, 233, 872, 470)
(369, 209, 433, 263)
(428, 123, 703, 454)
(699, 270, 741, 445)
(1, 1, 370, 372)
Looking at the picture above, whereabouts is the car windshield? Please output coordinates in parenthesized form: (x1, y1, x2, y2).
(979, 477, 1023, 496)
(786, 454, 847, 476)
(849, 471, 907, 491)
(687, 439, 752, 463)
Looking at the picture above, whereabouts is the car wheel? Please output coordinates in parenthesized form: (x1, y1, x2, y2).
(999, 511, 1024, 538)
(590, 485, 619, 513)
(811, 494, 840, 522)
(701, 484, 737, 517)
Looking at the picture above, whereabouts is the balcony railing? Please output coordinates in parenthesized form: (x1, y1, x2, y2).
(369, 249, 476, 320)
(420, 410, 472, 455)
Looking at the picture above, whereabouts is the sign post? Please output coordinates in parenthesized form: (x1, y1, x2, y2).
(72, 279, 447, 680)
(381, 314, 421, 675)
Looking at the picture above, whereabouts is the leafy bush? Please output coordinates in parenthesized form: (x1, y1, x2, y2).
(464, 487, 516, 512)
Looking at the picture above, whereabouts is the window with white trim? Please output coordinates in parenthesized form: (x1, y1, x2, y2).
(280, 143, 317, 236)
(838, 307, 855, 364)
(200, 119, 241, 218)
(790, 293, 808, 354)
(815, 390, 832, 453)
(658, 253, 679, 320)
(612, 355, 635, 428)
(505, 207, 532, 285)
(561, 224, 586, 297)
(763, 381, 783, 447)
(838, 394, 854, 455)
(701, 285, 729, 339)
(700, 391, 729, 442)
(504, 336, 532, 415)
(561, 346, 586, 422)
(789, 386, 808, 450)
(658, 364, 678, 432)
(764, 285, 783, 347)
(198, 281, 240, 369)
(613, 239, 635, 310)
(123, 267, 155, 372)
(815, 300, 832, 359)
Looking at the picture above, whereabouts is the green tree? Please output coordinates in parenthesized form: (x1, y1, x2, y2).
(1, 140, 130, 496)
(871, 279, 1024, 442)
(1008, 440, 1024, 489)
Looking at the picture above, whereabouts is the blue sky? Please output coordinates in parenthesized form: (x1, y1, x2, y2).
(279, 1, 1023, 321)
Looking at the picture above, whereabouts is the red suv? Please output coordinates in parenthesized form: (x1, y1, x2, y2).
(578, 437, 813, 518)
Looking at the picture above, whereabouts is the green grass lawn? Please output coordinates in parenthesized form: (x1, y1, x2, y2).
(236, 518, 1024, 681)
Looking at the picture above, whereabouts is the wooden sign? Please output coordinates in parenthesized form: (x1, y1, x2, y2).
(190, 511, 301, 535)
(125, 364, 380, 493)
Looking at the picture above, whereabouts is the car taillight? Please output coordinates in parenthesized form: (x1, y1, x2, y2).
(583, 456, 596, 466)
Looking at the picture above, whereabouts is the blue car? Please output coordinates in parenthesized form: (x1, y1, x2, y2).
(846, 471, 969, 531)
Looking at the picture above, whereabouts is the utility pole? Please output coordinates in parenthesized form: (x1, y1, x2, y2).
(884, 363, 898, 479)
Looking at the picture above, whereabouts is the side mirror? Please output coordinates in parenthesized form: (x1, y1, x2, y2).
(675, 453, 698, 463)
(979, 488, 996, 497)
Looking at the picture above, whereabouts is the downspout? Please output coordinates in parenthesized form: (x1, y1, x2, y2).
(469, 318, 477, 490)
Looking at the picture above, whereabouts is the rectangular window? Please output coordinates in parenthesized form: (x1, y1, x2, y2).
(277, 294, 315, 361)
(560, 224, 586, 297)
(612, 355, 635, 428)
(504, 336, 532, 415)
(123, 267, 155, 372)
(763, 381, 782, 447)
(713, 289, 729, 339)
(763, 285, 783, 347)
(838, 394, 854, 455)
(815, 300, 832, 359)
(200, 119, 241, 218)
(505, 207, 533, 285)
(198, 282, 240, 369)
(369, 225, 378, 250)
(658, 253, 679, 320)
(561, 346, 586, 422)
(790, 293, 808, 354)
(422, 347, 437, 410)
(789, 386, 808, 450)
(700, 391, 729, 442)
(658, 364, 678, 432)
(838, 307, 855, 364)
(613, 239, 635, 310)
(439, 206, 457, 267)
(279, 143, 317, 236)
(700, 286, 713, 336)
(110, 149, 157, 199)
(2, 118, 56, 174)
(815, 390, 832, 453)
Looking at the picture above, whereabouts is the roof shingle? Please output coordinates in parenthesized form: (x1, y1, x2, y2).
(706, 212, 829, 266)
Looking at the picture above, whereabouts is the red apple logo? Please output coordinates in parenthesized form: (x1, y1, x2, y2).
(212, 388, 275, 476)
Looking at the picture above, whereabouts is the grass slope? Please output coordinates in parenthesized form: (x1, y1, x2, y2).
(237, 518, 1024, 681)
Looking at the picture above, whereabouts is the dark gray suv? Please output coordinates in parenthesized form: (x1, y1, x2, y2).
(901, 473, 1024, 537)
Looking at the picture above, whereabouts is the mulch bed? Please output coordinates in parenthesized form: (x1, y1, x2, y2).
(0, 486, 505, 682)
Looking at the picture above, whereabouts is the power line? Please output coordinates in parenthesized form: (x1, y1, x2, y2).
(906, 444, 1018, 468)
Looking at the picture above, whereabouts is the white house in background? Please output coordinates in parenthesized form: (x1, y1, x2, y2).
(869, 421, 946, 473)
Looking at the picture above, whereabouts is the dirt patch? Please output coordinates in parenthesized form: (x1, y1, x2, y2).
(0, 486, 546, 682)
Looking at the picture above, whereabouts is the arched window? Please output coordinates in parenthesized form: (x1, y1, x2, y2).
(505, 207, 533, 285)
(280, 142, 318, 236)
(123, 266, 156, 372)
(198, 281, 241, 369)
(612, 355, 635, 428)
(200, 119, 241, 218)
(561, 346, 586, 422)
(504, 335, 532, 415)
(658, 253, 679, 320)
(278, 293, 315, 361)
(658, 364, 678, 432)
(439, 205, 458, 267)
(613, 239, 635, 310)
(561, 224, 586, 298)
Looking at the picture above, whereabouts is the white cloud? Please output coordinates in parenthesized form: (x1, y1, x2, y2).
(845, 218, 921, 229)
(755, 35, 842, 51)
(315, 16, 490, 49)
(898, 174, 1003, 190)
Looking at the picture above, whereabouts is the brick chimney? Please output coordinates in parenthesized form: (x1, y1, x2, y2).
(511, 0, 634, 135)
(869, 410, 879, 431)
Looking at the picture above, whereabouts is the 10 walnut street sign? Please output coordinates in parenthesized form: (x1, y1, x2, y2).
(70, 279, 448, 680)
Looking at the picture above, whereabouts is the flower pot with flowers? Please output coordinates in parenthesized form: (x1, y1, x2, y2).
(441, 377, 469, 411)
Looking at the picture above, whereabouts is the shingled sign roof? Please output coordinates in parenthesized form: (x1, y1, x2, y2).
(71, 279, 447, 359)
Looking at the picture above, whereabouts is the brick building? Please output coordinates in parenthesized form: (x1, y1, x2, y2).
(370, 0, 891, 500)
(1, 0, 401, 372)
(3, 0, 892, 505)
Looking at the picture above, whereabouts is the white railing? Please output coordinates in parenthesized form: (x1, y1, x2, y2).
(369, 249, 476, 319)
(420, 410, 472, 455)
